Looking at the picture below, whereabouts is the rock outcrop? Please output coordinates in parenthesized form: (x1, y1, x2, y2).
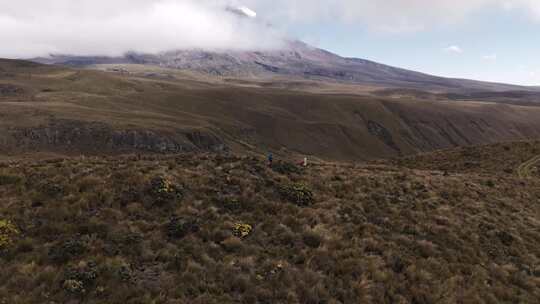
(6, 119, 227, 154)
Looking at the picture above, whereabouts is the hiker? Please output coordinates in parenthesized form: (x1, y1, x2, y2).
(267, 153, 273, 167)
(303, 157, 308, 167)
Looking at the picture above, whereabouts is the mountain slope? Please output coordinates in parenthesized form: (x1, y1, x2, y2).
(3, 59, 540, 161)
(33, 41, 536, 93)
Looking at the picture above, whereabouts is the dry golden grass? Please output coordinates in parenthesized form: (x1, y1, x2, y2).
(0, 145, 539, 303)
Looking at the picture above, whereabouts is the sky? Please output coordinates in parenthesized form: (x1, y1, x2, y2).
(266, 0, 540, 86)
(0, 0, 539, 85)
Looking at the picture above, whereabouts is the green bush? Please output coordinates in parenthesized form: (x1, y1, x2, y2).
(272, 162, 302, 175)
(166, 217, 199, 239)
(64, 262, 98, 285)
(233, 223, 253, 238)
(62, 262, 98, 295)
(0, 220, 19, 250)
(49, 238, 86, 263)
(0, 174, 21, 186)
(63, 279, 86, 294)
(279, 183, 315, 206)
(117, 265, 134, 283)
(38, 182, 64, 198)
(148, 177, 183, 205)
(214, 197, 250, 213)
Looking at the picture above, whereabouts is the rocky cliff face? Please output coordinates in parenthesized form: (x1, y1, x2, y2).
(0, 84, 24, 96)
(5, 119, 227, 155)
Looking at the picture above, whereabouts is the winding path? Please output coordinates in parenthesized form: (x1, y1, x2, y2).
(517, 155, 540, 179)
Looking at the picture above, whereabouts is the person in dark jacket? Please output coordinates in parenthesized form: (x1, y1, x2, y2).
(268, 153, 273, 167)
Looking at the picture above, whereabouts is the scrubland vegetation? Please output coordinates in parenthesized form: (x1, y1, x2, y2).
(393, 141, 540, 176)
(1, 145, 540, 303)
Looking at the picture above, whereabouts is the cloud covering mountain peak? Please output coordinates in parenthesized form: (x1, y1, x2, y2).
(1, 0, 539, 59)
(0, 0, 280, 58)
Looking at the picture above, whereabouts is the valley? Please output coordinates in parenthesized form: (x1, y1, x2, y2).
(2, 59, 540, 161)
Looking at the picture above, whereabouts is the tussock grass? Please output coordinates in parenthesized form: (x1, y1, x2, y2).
(0, 151, 539, 303)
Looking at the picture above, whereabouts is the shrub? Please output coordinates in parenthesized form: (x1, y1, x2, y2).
(117, 265, 134, 283)
(61, 262, 98, 295)
(272, 162, 302, 175)
(303, 231, 322, 248)
(0, 220, 19, 250)
(166, 217, 199, 239)
(49, 238, 86, 263)
(214, 197, 249, 213)
(221, 236, 244, 252)
(63, 279, 86, 294)
(233, 223, 252, 238)
(117, 186, 141, 206)
(279, 183, 314, 206)
(104, 230, 144, 257)
(64, 262, 98, 285)
(38, 183, 64, 198)
(148, 177, 183, 205)
(0, 174, 21, 186)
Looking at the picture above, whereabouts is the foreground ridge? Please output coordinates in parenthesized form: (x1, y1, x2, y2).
(1, 144, 540, 303)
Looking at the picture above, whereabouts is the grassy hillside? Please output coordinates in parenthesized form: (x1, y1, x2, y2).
(1, 144, 540, 303)
(3, 59, 540, 161)
(392, 141, 540, 176)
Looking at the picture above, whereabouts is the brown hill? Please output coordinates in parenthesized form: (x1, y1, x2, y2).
(1, 143, 540, 303)
(2, 59, 540, 161)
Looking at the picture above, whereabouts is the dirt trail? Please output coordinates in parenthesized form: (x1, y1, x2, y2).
(517, 155, 540, 178)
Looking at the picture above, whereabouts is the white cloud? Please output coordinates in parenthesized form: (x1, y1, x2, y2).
(502, 0, 540, 19)
(1, 0, 540, 58)
(483, 53, 498, 60)
(0, 0, 284, 58)
(444, 45, 464, 54)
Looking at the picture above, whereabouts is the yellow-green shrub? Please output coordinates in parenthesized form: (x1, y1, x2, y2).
(0, 220, 19, 250)
(148, 176, 183, 205)
(279, 183, 314, 206)
(63, 279, 86, 294)
(233, 223, 253, 238)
